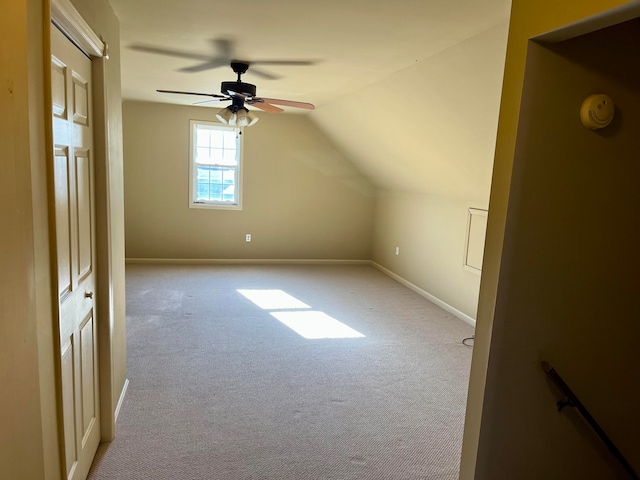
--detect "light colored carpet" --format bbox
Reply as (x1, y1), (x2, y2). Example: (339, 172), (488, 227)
(88, 264), (474, 480)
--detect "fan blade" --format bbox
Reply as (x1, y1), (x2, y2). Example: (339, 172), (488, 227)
(131, 39), (238, 73)
(255, 97), (315, 110)
(249, 101), (284, 113)
(213, 38), (234, 60)
(249, 60), (318, 66)
(193, 98), (230, 105)
(130, 44), (211, 62)
(226, 90), (246, 100)
(157, 89), (228, 99)
(178, 59), (229, 73)
(244, 66), (280, 80)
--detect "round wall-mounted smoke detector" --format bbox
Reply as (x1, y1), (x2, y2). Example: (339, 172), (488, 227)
(580, 94), (614, 130)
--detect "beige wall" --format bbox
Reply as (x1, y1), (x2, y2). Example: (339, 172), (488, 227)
(310, 22), (508, 201)
(461, 1), (640, 478)
(123, 23), (509, 324)
(311, 22), (509, 320)
(373, 193), (483, 319)
(123, 101), (375, 260)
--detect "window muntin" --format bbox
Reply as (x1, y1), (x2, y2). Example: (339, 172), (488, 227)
(189, 120), (242, 209)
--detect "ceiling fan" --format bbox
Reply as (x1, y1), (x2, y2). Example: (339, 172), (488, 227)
(157, 61), (315, 127)
(131, 37), (316, 79)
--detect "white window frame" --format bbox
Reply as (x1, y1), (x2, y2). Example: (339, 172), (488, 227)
(188, 120), (243, 210)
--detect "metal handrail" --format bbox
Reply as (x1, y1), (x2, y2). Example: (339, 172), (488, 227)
(541, 361), (639, 480)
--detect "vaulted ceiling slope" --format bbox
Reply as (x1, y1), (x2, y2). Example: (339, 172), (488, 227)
(110, 0), (511, 199)
(311, 22), (509, 201)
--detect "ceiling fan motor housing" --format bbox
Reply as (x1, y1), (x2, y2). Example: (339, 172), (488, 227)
(157, 59), (314, 112)
(221, 81), (256, 97)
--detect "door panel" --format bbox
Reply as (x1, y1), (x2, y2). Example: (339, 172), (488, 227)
(75, 150), (92, 280)
(72, 73), (89, 126)
(80, 314), (96, 437)
(54, 147), (73, 298)
(52, 24), (100, 480)
(60, 340), (77, 478)
(51, 59), (67, 118)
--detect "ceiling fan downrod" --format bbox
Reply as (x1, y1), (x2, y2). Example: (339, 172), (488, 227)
(221, 62), (257, 97)
(231, 61), (249, 81)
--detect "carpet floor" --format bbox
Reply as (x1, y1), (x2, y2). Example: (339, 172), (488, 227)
(88, 264), (474, 480)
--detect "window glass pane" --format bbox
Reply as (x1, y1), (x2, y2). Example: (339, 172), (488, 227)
(196, 127), (211, 148)
(209, 167), (222, 183)
(196, 166), (210, 181)
(222, 130), (237, 148)
(196, 147), (212, 164)
(222, 167), (236, 185)
(221, 149), (237, 166)
(210, 184), (223, 200)
(210, 130), (223, 148)
(222, 184), (235, 201)
(196, 183), (210, 200)
(208, 148), (223, 164)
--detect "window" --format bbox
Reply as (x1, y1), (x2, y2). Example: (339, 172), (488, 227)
(189, 120), (243, 209)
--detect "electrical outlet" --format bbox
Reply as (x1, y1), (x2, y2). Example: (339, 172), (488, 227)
(246, 234), (252, 242)
(395, 246), (400, 255)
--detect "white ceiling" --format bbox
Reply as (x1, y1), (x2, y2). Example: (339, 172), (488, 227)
(110, 0), (511, 110)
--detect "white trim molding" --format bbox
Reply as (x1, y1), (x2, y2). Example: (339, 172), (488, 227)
(125, 258), (371, 266)
(371, 262), (476, 327)
(463, 208), (488, 276)
(114, 379), (129, 423)
(51, 0), (104, 58)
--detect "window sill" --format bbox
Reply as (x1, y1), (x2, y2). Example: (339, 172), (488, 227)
(189, 203), (242, 211)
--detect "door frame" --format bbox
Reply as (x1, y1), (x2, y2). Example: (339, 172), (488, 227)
(49, 0), (117, 446)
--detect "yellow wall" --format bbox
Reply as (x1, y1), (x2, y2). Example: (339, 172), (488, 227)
(461, 1), (639, 478)
(0, 0), (126, 478)
(0, 1), (47, 478)
(123, 101), (375, 260)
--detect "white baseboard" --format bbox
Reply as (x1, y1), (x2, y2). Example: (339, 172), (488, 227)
(370, 262), (476, 327)
(125, 258), (370, 266)
(114, 378), (129, 423)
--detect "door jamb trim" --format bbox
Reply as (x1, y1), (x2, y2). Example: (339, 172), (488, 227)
(51, 0), (103, 58)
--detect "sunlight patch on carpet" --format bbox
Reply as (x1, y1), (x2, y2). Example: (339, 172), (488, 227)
(271, 311), (366, 339)
(238, 288), (365, 339)
(238, 289), (310, 310)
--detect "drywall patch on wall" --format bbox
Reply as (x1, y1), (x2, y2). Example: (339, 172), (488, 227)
(463, 208), (488, 274)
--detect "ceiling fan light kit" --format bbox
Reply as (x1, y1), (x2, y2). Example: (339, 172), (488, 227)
(215, 105), (259, 127)
(157, 61), (315, 128)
